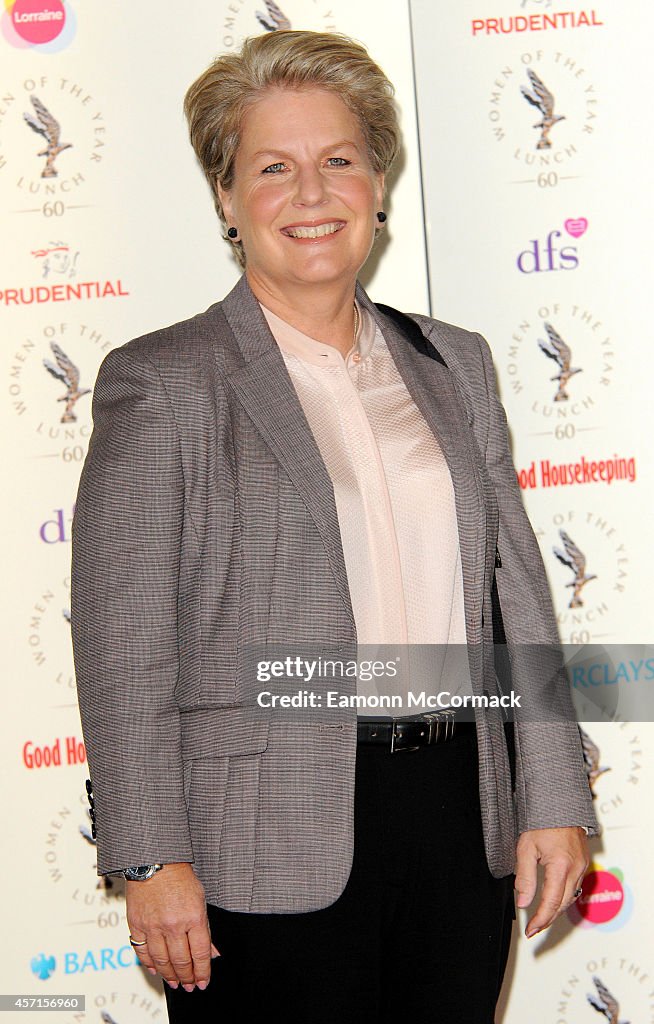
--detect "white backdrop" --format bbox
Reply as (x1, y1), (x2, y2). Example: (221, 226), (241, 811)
(1, 0), (651, 1021)
(411, 1), (654, 1021)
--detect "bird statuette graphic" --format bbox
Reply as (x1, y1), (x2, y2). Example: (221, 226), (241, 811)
(43, 341), (91, 424)
(538, 321), (582, 402)
(553, 529), (597, 609)
(587, 976), (631, 1024)
(256, 0), (291, 31)
(521, 0), (552, 7)
(579, 726), (611, 797)
(101, 1012), (119, 1024)
(520, 68), (565, 149)
(23, 95), (73, 179)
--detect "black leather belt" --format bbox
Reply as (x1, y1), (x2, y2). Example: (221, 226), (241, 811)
(357, 711), (475, 753)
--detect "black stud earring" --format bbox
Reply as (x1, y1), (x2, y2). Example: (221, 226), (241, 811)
(227, 227), (238, 239)
(376, 211), (387, 223)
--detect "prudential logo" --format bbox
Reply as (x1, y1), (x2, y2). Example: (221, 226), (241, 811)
(516, 217), (588, 274)
(1, 1), (76, 53)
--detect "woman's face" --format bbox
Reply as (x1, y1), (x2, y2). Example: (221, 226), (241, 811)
(218, 86), (385, 296)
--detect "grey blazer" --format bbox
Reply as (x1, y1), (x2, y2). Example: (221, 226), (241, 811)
(70, 273), (598, 912)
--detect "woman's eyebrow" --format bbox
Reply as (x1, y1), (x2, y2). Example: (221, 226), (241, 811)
(250, 140), (361, 159)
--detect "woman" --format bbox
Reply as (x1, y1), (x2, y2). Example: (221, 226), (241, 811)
(71, 30), (598, 1024)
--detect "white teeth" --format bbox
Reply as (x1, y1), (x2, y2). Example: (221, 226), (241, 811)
(284, 222), (343, 239)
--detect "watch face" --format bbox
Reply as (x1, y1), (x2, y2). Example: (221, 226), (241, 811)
(125, 865), (159, 880)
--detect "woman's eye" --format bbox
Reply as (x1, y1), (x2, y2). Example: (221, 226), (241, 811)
(262, 162), (286, 174)
(327, 157), (350, 167)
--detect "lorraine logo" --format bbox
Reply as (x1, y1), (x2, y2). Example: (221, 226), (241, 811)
(219, 0), (338, 52)
(504, 298), (616, 441)
(535, 510), (628, 642)
(516, 218), (587, 274)
(2, 1), (76, 52)
(487, 50), (598, 182)
(568, 864), (632, 932)
(31, 952), (56, 980)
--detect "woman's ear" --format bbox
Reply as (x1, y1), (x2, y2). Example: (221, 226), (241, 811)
(216, 181), (234, 225)
(375, 172), (386, 213)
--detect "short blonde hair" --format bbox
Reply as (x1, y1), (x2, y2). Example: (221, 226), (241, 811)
(183, 30), (401, 267)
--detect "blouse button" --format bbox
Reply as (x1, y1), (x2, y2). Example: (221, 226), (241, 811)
(351, 353), (361, 363)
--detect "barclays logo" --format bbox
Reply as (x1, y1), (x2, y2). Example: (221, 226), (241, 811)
(31, 953), (56, 980)
(30, 946), (139, 977)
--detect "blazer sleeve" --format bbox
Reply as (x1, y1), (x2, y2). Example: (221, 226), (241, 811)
(71, 343), (195, 874)
(474, 331), (600, 837)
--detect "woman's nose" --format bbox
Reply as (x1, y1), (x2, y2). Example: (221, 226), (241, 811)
(292, 163), (328, 207)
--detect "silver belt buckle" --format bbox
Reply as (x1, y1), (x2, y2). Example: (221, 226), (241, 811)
(442, 710), (456, 739)
(423, 712), (442, 743)
(423, 710), (457, 743)
(390, 719), (420, 754)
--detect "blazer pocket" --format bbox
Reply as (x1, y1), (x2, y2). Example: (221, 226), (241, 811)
(186, 749), (264, 905)
(180, 706), (270, 760)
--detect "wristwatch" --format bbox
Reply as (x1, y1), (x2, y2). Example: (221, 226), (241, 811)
(122, 864), (163, 881)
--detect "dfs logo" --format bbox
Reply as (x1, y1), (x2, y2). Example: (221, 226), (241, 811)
(517, 217), (588, 274)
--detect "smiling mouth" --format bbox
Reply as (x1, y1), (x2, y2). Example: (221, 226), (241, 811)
(281, 221), (346, 239)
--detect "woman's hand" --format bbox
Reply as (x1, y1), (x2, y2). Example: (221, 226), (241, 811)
(514, 826), (589, 938)
(126, 863), (220, 990)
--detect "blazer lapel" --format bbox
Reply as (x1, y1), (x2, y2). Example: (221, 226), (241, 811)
(215, 274), (487, 642)
(356, 284), (487, 642)
(218, 276), (355, 626)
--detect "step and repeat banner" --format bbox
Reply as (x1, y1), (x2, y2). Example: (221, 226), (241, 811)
(1, 0), (651, 1021)
(410, 1), (654, 1022)
(0, 2), (428, 1022)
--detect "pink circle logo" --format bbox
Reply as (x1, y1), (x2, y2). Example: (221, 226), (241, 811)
(2, 0), (75, 50)
(11, 0), (65, 43)
(577, 869), (624, 925)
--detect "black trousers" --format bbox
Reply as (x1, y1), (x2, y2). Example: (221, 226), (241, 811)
(164, 726), (515, 1023)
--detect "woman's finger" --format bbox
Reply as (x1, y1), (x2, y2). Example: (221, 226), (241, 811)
(129, 937), (158, 977)
(187, 921), (213, 989)
(147, 931), (180, 989)
(165, 933), (197, 991)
